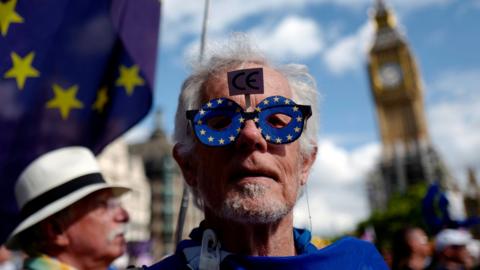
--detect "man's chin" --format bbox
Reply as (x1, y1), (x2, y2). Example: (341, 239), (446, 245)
(110, 235), (127, 252)
(218, 198), (291, 224)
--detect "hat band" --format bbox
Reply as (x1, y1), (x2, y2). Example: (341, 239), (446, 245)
(20, 173), (105, 220)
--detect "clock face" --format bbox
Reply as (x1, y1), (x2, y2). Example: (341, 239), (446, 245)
(379, 63), (402, 89)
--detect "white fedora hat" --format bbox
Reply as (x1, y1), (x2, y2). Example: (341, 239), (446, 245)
(6, 146), (130, 249)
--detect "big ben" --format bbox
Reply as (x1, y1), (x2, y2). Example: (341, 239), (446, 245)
(366, 0), (450, 210)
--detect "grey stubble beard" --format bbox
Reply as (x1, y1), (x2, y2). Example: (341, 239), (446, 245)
(216, 183), (293, 224)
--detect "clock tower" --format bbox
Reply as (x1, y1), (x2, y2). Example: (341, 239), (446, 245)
(366, 0), (450, 210)
(368, 0), (428, 153)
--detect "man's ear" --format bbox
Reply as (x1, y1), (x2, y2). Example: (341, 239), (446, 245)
(173, 144), (197, 187)
(299, 145), (317, 186)
(42, 219), (69, 248)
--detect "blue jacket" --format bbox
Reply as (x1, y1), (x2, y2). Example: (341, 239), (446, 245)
(146, 225), (388, 270)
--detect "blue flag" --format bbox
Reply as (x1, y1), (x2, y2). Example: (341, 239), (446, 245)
(0, 0), (160, 243)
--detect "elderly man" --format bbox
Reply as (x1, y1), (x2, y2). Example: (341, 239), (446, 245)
(6, 146), (130, 270)
(147, 37), (388, 270)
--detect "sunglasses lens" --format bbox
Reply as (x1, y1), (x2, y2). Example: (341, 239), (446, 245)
(264, 113), (292, 129)
(191, 99), (242, 146)
(256, 96), (307, 144)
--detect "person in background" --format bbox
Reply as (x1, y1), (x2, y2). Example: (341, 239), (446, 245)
(0, 245), (17, 270)
(146, 34), (388, 270)
(5, 147), (130, 270)
(428, 228), (474, 270)
(391, 226), (432, 270)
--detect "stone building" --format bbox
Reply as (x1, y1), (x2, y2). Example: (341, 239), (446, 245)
(130, 112), (203, 260)
(97, 138), (152, 266)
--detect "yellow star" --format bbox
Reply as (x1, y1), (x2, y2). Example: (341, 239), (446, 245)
(276, 138), (282, 143)
(296, 116), (303, 122)
(115, 64), (145, 95)
(265, 134), (271, 141)
(294, 127), (301, 133)
(0, 0), (24, 36)
(284, 99), (290, 105)
(263, 100), (269, 105)
(287, 134), (293, 141)
(273, 97), (280, 102)
(219, 138), (225, 144)
(239, 117), (245, 123)
(229, 135), (235, 141)
(293, 106), (299, 112)
(255, 107), (261, 112)
(208, 136), (214, 142)
(92, 87), (108, 113)
(46, 84), (84, 120)
(200, 129), (206, 135)
(4, 52), (39, 90)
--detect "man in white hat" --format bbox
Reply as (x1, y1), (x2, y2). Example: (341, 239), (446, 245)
(5, 146), (130, 270)
(429, 228), (474, 270)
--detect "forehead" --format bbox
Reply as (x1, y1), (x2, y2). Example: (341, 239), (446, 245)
(202, 64), (292, 105)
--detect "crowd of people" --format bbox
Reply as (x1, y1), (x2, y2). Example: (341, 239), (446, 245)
(390, 226), (480, 270)
(1, 35), (478, 270)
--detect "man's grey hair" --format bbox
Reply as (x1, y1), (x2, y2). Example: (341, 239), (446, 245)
(173, 34), (319, 207)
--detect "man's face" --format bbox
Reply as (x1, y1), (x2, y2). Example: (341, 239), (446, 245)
(179, 64), (315, 224)
(62, 189), (129, 262)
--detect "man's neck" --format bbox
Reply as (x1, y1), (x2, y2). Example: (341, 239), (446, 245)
(407, 254), (427, 270)
(54, 252), (109, 270)
(203, 212), (296, 256)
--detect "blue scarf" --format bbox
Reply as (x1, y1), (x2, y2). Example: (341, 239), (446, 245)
(146, 224), (389, 270)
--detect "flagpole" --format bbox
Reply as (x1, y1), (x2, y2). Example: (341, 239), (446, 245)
(199, 0), (210, 61)
(175, 0), (210, 246)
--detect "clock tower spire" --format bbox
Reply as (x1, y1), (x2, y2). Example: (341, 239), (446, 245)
(366, 0), (450, 210)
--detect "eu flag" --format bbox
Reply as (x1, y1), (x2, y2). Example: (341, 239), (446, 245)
(0, 0), (160, 243)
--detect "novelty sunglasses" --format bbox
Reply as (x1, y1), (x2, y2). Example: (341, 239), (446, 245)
(186, 95), (312, 147)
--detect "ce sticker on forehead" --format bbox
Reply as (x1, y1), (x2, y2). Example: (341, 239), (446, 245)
(227, 67), (264, 96)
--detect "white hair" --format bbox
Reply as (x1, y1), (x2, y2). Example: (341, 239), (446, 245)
(173, 34), (319, 208)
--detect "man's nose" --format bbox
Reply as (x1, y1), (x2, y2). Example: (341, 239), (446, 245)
(115, 205), (130, 223)
(235, 120), (267, 152)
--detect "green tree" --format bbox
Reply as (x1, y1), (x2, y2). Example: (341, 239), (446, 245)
(356, 183), (429, 251)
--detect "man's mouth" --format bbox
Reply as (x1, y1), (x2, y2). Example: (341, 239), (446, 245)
(107, 225), (127, 242)
(230, 168), (277, 183)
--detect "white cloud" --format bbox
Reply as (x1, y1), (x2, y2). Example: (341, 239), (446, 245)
(389, 0), (453, 10)
(161, 0), (451, 49)
(251, 16), (324, 61)
(161, 0), (307, 47)
(181, 16), (324, 64)
(427, 69), (480, 186)
(323, 21), (374, 75)
(294, 139), (380, 236)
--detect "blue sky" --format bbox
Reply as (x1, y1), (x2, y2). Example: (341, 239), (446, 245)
(125, 0), (480, 236)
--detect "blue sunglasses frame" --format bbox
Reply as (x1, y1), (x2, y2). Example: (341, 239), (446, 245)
(186, 96), (312, 147)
